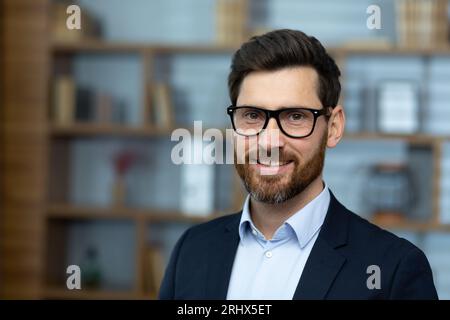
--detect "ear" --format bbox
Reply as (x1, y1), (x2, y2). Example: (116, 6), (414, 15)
(327, 105), (345, 148)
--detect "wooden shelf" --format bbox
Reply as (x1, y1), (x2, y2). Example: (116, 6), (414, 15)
(344, 132), (449, 144)
(50, 123), (173, 138)
(51, 40), (450, 56)
(47, 203), (227, 224)
(45, 204), (450, 232)
(51, 40), (239, 54)
(43, 286), (155, 300)
(333, 45), (450, 56)
(49, 123), (231, 138)
(372, 220), (450, 233)
(49, 124), (450, 143)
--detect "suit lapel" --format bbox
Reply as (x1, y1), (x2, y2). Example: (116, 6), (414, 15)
(293, 237), (346, 299)
(204, 213), (241, 299)
(293, 192), (349, 299)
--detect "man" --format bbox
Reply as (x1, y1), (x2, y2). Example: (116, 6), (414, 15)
(159, 29), (438, 299)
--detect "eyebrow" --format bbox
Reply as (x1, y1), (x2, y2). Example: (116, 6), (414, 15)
(236, 105), (323, 110)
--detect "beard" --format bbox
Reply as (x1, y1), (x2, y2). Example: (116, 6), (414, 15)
(234, 132), (327, 205)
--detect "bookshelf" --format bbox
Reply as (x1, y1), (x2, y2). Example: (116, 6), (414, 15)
(3, 0), (450, 299)
(44, 41), (450, 299)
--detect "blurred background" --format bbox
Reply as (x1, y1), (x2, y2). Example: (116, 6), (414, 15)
(1, 0), (450, 299)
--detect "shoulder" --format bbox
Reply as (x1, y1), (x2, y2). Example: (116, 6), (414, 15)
(342, 206), (424, 261)
(181, 212), (241, 242)
(327, 202), (437, 299)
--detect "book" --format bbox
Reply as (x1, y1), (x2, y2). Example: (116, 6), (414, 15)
(75, 87), (95, 122)
(144, 245), (164, 295)
(396, 0), (449, 47)
(152, 82), (174, 128)
(377, 81), (419, 134)
(53, 75), (75, 125)
(94, 91), (113, 124)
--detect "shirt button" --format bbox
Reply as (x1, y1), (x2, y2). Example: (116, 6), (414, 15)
(265, 251), (273, 258)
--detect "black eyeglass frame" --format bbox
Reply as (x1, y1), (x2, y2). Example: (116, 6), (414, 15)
(227, 105), (331, 138)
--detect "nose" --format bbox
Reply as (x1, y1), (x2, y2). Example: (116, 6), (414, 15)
(258, 118), (285, 150)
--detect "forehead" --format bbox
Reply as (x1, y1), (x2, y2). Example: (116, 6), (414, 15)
(237, 66), (321, 108)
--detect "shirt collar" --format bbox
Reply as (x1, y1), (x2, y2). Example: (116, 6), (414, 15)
(238, 182), (331, 249)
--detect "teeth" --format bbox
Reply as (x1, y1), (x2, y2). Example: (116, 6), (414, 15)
(258, 160), (290, 166)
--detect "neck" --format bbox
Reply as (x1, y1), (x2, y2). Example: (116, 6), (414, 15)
(249, 176), (325, 240)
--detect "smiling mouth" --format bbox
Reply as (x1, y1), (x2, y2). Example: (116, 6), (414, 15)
(256, 159), (294, 167)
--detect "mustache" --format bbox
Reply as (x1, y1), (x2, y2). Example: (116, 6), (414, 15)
(240, 148), (299, 164)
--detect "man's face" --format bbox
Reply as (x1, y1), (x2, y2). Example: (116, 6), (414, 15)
(234, 66), (329, 204)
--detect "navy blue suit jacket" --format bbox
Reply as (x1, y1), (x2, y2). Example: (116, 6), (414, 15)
(159, 192), (438, 299)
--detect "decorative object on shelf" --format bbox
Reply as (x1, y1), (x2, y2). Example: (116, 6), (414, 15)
(396, 0), (449, 48)
(112, 149), (139, 207)
(80, 246), (102, 289)
(364, 162), (416, 223)
(53, 75), (76, 126)
(180, 136), (215, 216)
(377, 80), (420, 134)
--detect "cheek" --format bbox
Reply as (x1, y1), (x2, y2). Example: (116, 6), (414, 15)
(233, 135), (259, 163)
(286, 140), (308, 159)
(289, 122), (328, 158)
(286, 138), (321, 163)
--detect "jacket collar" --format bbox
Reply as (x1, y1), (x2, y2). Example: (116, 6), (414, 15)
(238, 186), (331, 249)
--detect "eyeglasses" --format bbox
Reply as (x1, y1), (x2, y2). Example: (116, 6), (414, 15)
(227, 105), (330, 138)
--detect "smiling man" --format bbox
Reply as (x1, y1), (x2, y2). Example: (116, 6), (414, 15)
(159, 29), (438, 300)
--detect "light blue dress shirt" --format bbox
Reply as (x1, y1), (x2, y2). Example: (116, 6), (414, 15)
(226, 183), (331, 300)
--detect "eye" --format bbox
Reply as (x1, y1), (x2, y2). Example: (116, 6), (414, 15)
(288, 112), (306, 121)
(244, 111), (262, 120)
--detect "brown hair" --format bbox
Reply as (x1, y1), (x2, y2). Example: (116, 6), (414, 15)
(228, 29), (341, 108)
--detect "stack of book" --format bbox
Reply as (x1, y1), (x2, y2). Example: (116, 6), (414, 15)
(52, 75), (125, 125)
(396, 0), (449, 48)
(216, 0), (249, 46)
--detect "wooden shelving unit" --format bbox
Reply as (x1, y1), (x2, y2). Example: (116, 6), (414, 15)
(39, 2), (450, 301)
(3, 0), (449, 301)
